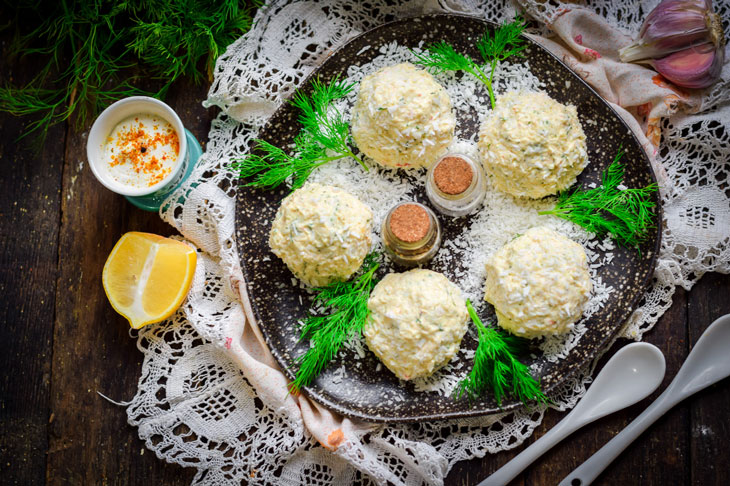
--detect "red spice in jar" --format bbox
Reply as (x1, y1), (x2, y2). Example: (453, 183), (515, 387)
(433, 156), (473, 195)
(389, 203), (430, 243)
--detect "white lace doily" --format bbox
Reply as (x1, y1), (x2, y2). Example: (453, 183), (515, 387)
(126, 1), (730, 485)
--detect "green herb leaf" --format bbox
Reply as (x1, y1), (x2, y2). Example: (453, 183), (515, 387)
(477, 16), (527, 108)
(411, 41), (483, 76)
(538, 147), (659, 248)
(455, 300), (547, 407)
(289, 253), (380, 394)
(411, 42), (491, 97)
(231, 134), (327, 190)
(232, 75), (366, 190)
(128, 0), (260, 87)
(412, 17), (526, 108)
(476, 16), (528, 65)
(0, 1), (259, 145)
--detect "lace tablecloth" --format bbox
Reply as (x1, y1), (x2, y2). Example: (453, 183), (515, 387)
(126, 1), (730, 484)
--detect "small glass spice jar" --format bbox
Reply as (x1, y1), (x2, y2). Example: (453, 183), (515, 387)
(382, 202), (441, 267)
(425, 152), (486, 217)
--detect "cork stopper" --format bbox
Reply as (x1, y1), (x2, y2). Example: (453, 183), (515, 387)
(433, 156), (473, 195)
(389, 203), (430, 243)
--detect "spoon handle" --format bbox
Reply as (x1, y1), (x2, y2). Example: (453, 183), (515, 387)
(558, 387), (679, 486)
(479, 417), (576, 486)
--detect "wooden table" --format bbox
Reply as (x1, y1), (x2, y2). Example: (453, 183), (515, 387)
(1, 33), (729, 486)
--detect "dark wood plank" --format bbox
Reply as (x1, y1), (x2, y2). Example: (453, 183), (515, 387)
(688, 272), (730, 485)
(0, 28), (65, 485)
(0, 10), (724, 483)
(444, 430), (525, 486)
(576, 287), (690, 486)
(465, 288), (690, 486)
(46, 80), (212, 485)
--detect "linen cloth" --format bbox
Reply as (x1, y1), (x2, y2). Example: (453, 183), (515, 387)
(125, 1), (730, 484)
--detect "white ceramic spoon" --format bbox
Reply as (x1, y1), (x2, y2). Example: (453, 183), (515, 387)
(479, 342), (666, 486)
(560, 313), (730, 486)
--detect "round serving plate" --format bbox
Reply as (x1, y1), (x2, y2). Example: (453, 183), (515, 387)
(235, 14), (662, 423)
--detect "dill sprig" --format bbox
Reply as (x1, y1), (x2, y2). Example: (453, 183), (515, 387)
(232, 136), (327, 190)
(289, 253), (380, 394)
(412, 17), (527, 108)
(455, 300), (547, 407)
(232, 76), (366, 190)
(539, 147), (658, 248)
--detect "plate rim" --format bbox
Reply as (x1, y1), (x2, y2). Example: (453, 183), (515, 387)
(235, 12), (663, 423)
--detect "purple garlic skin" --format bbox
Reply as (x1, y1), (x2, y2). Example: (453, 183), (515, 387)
(651, 42), (725, 89)
(621, 0), (713, 62)
(619, 0), (726, 88)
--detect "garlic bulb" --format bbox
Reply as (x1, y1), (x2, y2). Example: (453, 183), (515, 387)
(619, 0), (726, 88)
(651, 42), (724, 88)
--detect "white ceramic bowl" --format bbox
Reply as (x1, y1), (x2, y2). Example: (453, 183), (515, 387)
(87, 96), (188, 197)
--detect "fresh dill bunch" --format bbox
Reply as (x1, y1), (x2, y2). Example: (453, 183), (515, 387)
(233, 76), (366, 190)
(411, 41), (488, 82)
(477, 16), (528, 108)
(539, 147), (658, 248)
(454, 300), (547, 407)
(231, 137), (317, 190)
(127, 0), (261, 88)
(290, 77), (362, 161)
(289, 253), (380, 394)
(1, 1), (148, 142)
(412, 17), (527, 109)
(1, 0), (260, 145)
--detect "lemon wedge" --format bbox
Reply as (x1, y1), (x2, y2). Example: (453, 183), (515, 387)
(102, 232), (196, 329)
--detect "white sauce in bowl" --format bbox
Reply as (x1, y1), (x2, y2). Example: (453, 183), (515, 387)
(101, 114), (180, 189)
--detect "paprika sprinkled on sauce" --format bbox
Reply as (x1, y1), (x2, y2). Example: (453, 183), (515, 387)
(102, 114), (180, 188)
(383, 202), (441, 267)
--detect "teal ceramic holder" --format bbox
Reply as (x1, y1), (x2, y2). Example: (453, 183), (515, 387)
(124, 129), (203, 212)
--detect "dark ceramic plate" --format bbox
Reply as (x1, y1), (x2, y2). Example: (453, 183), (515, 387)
(235, 14), (661, 423)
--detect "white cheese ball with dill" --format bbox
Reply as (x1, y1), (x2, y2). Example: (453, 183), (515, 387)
(351, 62), (455, 169)
(484, 227), (592, 339)
(269, 183), (372, 287)
(478, 91), (587, 198)
(364, 269), (468, 380)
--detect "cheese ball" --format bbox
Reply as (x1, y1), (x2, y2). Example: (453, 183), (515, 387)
(269, 183), (372, 287)
(364, 269), (468, 380)
(478, 91), (587, 198)
(351, 62), (455, 169)
(484, 227), (592, 338)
